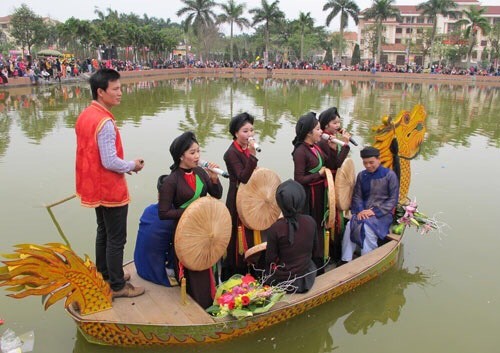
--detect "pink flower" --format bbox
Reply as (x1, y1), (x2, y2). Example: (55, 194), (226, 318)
(217, 293), (234, 306)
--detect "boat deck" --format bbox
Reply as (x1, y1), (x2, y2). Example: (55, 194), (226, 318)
(69, 235), (400, 326)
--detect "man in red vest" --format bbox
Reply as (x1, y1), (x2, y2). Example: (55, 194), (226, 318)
(75, 68), (145, 298)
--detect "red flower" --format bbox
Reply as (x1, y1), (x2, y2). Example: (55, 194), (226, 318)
(228, 301), (235, 310)
(241, 274), (256, 285)
(241, 295), (250, 306)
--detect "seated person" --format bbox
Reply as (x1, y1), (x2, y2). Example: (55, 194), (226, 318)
(341, 147), (399, 262)
(134, 175), (175, 286)
(264, 179), (318, 293)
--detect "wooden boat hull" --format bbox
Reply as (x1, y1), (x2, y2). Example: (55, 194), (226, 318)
(68, 235), (402, 346)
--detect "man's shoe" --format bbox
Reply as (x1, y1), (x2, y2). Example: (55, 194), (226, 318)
(112, 283), (145, 299)
(336, 260), (348, 267)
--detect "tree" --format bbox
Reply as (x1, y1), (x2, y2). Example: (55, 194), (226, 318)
(489, 22), (500, 69)
(351, 43), (360, 65)
(217, 0), (250, 64)
(249, 0), (285, 65)
(297, 12), (314, 61)
(361, 24), (379, 62)
(455, 6), (491, 67)
(323, 0), (360, 61)
(10, 4), (47, 56)
(331, 32), (348, 61)
(363, 0), (401, 65)
(177, 0), (218, 61)
(416, 0), (458, 65)
(93, 8), (125, 55)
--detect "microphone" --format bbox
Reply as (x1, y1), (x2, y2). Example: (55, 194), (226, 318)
(248, 137), (262, 152)
(321, 133), (347, 146)
(198, 160), (229, 178)
(338, 129), (359, 146)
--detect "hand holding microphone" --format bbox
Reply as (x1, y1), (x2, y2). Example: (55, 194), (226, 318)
(338, 128), (358, 146)
(198, 160), (229, 178)
(248, 137), (261, 153)
(321, 133), (348, 146)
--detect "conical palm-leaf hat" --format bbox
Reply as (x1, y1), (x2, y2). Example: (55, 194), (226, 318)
(335, 158), (356, 211)
(236, 168), (281, 230)
(175, 197), (231, 271)
(244, 242), (267, 265)
(325, 168), (336, 229)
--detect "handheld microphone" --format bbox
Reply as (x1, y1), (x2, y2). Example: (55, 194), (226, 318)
(248, 137), (262, 152)
(339, 129), (359, 146)
(198, 160), (229, 178)
(321, 133), (347, 146)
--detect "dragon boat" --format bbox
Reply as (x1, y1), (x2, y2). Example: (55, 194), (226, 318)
(0, 104), (427, 347)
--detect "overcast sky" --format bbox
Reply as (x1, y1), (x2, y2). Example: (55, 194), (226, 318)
(1, 0), (497, 33)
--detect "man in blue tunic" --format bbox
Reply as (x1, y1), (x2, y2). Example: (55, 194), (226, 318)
(341, 146), (399, 262)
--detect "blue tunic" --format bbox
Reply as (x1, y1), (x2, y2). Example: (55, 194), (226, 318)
(349, 166), (399, 248)
(134, 203), (174, 286)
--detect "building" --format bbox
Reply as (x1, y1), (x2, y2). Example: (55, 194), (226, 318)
(358, 0), (500, 67)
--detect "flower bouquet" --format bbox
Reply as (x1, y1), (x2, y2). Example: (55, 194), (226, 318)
(392, 198), (439, 235)
(206, 274), (285, 319)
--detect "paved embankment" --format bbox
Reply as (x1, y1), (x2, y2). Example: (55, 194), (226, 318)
(2, 68), (499, 88)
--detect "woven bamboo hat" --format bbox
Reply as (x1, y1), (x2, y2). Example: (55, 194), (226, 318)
(175, 197), (231, 271)
(335, 158), (356, 211)
(325, 168), (336, 229)
(236, 168), (282, 230)
(244, 242), (267, 265)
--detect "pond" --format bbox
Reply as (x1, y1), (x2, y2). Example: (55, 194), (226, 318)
(0, 77), (499, 353)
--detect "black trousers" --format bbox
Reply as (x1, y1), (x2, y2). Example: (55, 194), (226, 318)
(95, 205), (128, 291)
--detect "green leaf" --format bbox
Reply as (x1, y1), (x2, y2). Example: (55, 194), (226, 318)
(231, 308), (253, 319)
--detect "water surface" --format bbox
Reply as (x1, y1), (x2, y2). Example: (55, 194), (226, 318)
(0, 77), (499, 352)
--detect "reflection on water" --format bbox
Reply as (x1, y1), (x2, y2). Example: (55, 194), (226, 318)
(71, 246), (430, 353)
(1, 78), (499, 159)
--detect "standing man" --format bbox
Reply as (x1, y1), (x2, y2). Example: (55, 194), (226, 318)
(341, 146), (399, 263)
(75, 68), (145, 298)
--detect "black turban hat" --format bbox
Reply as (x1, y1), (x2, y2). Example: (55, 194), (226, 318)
(318, 107), (340, 130)
(292, 112), (318, 148)
(360, 146), (380, 159)
(275, 179), (306, 245)
(169, 131), (198, 170)
(229, 112), (254, 139)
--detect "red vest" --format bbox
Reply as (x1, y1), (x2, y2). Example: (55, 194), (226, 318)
(75, 101), (129, 207)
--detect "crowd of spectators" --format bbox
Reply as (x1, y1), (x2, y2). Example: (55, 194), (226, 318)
(1, 55), (499, 85)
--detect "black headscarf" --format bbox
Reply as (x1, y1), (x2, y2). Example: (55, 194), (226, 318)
(275, 179), (306, 245)
(292, 112), (318, 152)
(318, 107), (340, 130)
(360, 146), (380, 158)
(169, 131), (198, 170)
(229, 112), (254, 139)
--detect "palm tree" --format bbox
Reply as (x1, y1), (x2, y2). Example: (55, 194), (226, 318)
(176, 0), (218, 61)
(218, 0), (250, 64)
(323, 0), (360, 62)
(455, 6), (491, 68)
(416, 0), (458, 65)
(297, 12), (314, 61)
(249, 0), (285, 65)
(363, 0), (401, 65)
